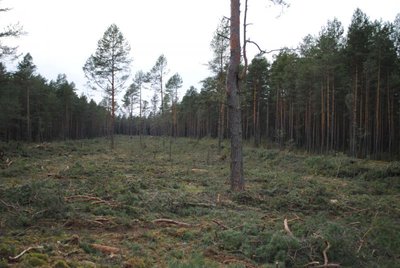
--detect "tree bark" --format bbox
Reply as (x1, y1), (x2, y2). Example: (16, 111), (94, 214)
(227, 0), (244, 191)
(26, 86), (31, 142)
(111, 70), (115, 150)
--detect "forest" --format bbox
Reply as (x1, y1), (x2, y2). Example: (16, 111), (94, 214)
(1, 3), (400, 267)
(1, 9), (400, 159)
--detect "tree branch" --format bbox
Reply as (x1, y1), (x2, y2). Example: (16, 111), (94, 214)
(9, 246), (44, 261)
(323, 241), (330, 266)
(217, 33), (229, 40)
(239, 0), (249, 80)
(152, 218), (192, 227)
(284, 218), (294, 237)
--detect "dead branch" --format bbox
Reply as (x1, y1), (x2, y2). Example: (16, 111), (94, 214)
(246, 40), (266, 55)
(152, 218), (192, 227)
(246, 40), (298, 56)
(357, 226), (373, 253)
(217, 33), (229, 40)
(6, 158), (13, 167)
(212, 219), (229, 230)
(223, 258), (257, 268)
(182, 202), (216, 208)
(8, 246), (44, 261)
(239, 0), (249, 80)
(284, 218), (294, 237)
(65, 194), (120, 207)
(357, 211), (378, 253)
(191, 168), (208, 173)
(323, 241), (330, 265)
(311, 263), (340, 268)
(304, 259), (341, 267)
(65, 234), (80, 245)
(287, 214), (301, 222)
(91, 243), (120, 254)
(304, 261), (320, 267)
(307, 240), (340, 267)
(0, 199), (19, 212)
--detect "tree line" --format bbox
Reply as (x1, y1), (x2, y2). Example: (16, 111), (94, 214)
(1, 7), (399, 160)
(115, 9), (400, 160)
(0, 55), (109, 141)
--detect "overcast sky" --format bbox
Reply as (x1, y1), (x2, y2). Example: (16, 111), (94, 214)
(1, 0), (399, 104)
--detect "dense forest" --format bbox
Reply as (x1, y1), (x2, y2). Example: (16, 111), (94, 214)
(0, 56), (109, 141)
(1, 9), (400, 159)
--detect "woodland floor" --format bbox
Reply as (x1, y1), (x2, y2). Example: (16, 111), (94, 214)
(0, 136), (399, 267)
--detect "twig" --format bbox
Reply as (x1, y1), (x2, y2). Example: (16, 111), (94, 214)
(288, 214), (301, 222)
(9, 246), (44, 261)
(0, 199), (19, 211)
(65, 194), (119, 207)
(212, 219), (228, 230)
(183, 202), (216, 208)
(323, 241), (330, 266)
(217, 33), (229, 40)
(6, 159), (13, 167)
(357, 212), (378, 253)
(240, 0), (249, 80)
(304, 261), (320, 267)
(91, 243), (120, 254)
(311, 264), (340, 268)
(357, 226), (373, 253)
(223, 258), (257, 268)
(152, 218), (192, 227)
(284, 218), (294, 237)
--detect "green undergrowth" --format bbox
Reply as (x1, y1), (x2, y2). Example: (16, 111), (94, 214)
(0, 136), (399, 267)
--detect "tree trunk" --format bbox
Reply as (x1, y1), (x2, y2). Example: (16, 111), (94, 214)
(27, 86), (31, 142)
(218, 100), (225, 150)
(253, 84), (258, 147)
(227, 0), (244, 191)
(111, 71), (115, 150)
(139, 86), (142, 145)
(374, 60), (381, 158)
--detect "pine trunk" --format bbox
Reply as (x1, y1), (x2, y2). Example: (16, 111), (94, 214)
(227, 0), (244, 191)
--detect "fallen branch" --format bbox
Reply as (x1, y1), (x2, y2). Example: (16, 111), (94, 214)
(9, 246), (44, 261)
(191, 168), (208, 173)
(0, 199), (19, 212)
(357, 227), (372, 253)
(357, 211), (378, 253)
(287, 214), (301, 222)
(5, 158), (13, 167)
(304, 261), (320, 267)
(311, 264), (340, 268)
(65, 194), (120, 207)
(223, 258), (257, 268)
(323, 241), (330, 266)
(64, 234), (80, 245)
(182, 202), (216, 208)
(91, 243), (120, 254)
(284, 218), (294, 237)
(212, 219), (228, 230)
(304, 260), (341, 267)
(152, 218), (192, 227)
(304, 241), (340, 267)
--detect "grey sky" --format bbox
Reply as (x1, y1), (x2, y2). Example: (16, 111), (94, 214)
(1, 0), (399, 104)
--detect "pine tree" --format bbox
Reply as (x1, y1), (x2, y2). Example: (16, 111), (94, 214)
(83, 24), (131, 149)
